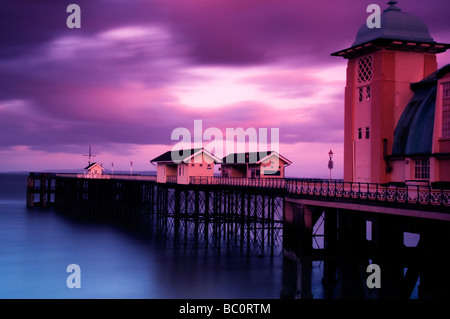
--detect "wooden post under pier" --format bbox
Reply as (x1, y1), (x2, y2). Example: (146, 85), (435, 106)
(26, 173), (56, 208)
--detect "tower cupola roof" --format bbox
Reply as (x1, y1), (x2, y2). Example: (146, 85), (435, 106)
(331, 1), (449, 59)
(352, 1), (435, 46)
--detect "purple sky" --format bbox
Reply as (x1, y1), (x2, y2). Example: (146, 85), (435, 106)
(1, 0), (449, 177)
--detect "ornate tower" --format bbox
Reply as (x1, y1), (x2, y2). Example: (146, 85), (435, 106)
(332, 1), (449, 184)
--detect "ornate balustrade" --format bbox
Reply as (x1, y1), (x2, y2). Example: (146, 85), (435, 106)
(190, 176), (450, 208)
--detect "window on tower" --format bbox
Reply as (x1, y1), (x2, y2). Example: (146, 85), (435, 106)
(366, 86), (371, 100)
(357, 56), (373, 84)
(365, 127), (370, 139)
(414, 159), (430, 180)
(358, 128), (362, 139)
(358, 86), (371, 102)
(442, 82), (450, 137)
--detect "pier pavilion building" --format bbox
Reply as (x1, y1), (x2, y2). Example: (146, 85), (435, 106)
(220, 151), (292, 179)
(332, 0), (450, 185)
(84, 162), (105, 177)
(150, 148), (221, 184)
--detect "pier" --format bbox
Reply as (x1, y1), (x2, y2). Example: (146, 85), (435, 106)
(26, 173), (284, 257)
(26, 172), (450, 298)
(18, 0), (450, 300)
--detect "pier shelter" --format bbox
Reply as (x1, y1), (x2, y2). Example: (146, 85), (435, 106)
(84, 162), (104, 177)
(150, 148), (221, 184)
(220, 151), (292, 179)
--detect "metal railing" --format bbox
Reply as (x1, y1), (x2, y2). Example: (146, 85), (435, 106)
(190, 176), (287, 188)
(166, 175), (178, 184)
(189, 176), (450, 208)
(284, 179), (450, 207)
(54, 173), (157, 181)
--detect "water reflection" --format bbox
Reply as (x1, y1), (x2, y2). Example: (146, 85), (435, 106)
(0, 201), (283, 298)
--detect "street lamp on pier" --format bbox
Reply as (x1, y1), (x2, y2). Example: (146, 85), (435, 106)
(328, 149), (334, 180)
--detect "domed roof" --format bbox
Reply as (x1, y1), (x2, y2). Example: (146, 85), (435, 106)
(392, 86), (436, 156)
(352, 1), (435, 47)
(392, 65), (450, 157)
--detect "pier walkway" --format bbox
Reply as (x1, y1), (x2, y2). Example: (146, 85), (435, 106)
(27, 173), (450, 215)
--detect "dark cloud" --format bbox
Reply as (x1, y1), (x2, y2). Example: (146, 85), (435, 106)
(159, 0), (363, 66)
(2, 0), (449, 64)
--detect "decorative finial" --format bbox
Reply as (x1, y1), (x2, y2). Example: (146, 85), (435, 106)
(385, 0), (401, 12)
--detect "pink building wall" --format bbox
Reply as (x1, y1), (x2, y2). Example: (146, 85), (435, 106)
(87, 163), (104, 176)
(179, 153), (215, 184)
(156, 163), (177, 183)
(431, 72), (450, 183)
(221, 154), (287, 179)
(343, 49), (438, 184)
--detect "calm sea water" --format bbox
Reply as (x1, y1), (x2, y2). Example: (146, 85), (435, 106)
(0, 174), (284, 299)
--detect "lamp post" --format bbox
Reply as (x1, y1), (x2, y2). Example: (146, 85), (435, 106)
(328, 149), (334, 180)
(111, 162), (114, 175)
(130, 161), (133, 176)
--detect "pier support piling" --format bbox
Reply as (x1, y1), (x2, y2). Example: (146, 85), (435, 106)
(322, 208), (338, 286)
